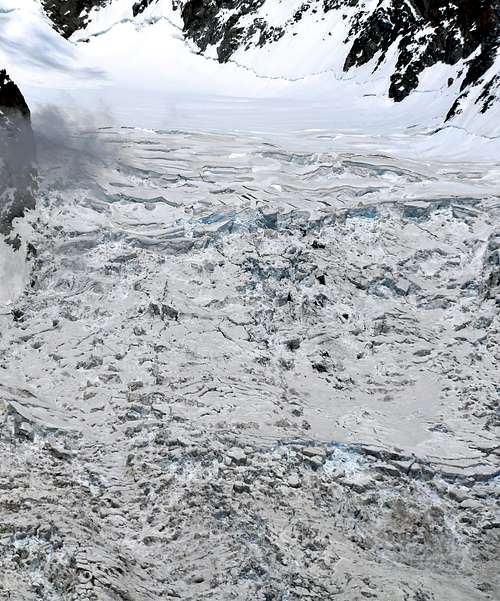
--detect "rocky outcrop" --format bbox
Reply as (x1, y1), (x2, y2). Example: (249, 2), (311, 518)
(0, 70), (36, 239)
(178, 0), (500, 116)
(42, 0), (110, 38)
(343, 0), (500, 110)
(132, 0), (157, 17)
(0, 70), (31, 119)
(181, 0), (270, 62)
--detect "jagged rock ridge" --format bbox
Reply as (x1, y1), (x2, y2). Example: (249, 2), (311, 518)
(42, 0), (109, 37)
(343, 0), (499, 105)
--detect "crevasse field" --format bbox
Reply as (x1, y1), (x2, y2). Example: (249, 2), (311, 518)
(0, 2), (499, 600)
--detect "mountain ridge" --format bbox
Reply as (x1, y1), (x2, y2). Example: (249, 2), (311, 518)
(39, 0), (500, 122)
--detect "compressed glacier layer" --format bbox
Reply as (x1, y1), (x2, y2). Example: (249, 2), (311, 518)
(1, 126), (498, 600)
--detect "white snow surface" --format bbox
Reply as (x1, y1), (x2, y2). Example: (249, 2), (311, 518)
(0, 0), (498, 159)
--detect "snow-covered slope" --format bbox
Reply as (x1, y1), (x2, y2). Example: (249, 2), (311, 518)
(0, 0), (104, 88)
(34, 0), (500, 134)
(0, 1), (499, 143)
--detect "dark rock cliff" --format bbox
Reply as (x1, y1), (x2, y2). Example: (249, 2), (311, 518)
(343, 0), (500, 109)
(181, 0), (268, 62)
(42, 0), (110, 38)
(0, 70), (37, 238)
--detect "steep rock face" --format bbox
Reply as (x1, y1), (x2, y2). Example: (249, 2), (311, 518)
(0, 70), (37, 238)
(132, 0), (158, 17)
(42, 0), (164, 35)
(42, 0), (110, 38)
(343, 0), (500, 115)
(181, 0), (268, 62)
(0, 71), (31, 119)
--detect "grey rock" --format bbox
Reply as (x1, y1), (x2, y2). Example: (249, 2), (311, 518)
(42, 0), (108, 38)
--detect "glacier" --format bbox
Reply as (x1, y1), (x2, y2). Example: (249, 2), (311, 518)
(0, 2), (499, 600)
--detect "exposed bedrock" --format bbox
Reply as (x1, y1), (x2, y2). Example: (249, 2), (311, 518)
(345, 0), (499, 100)
(0, 69), (37, 240)
(42, 0), (110, 37)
